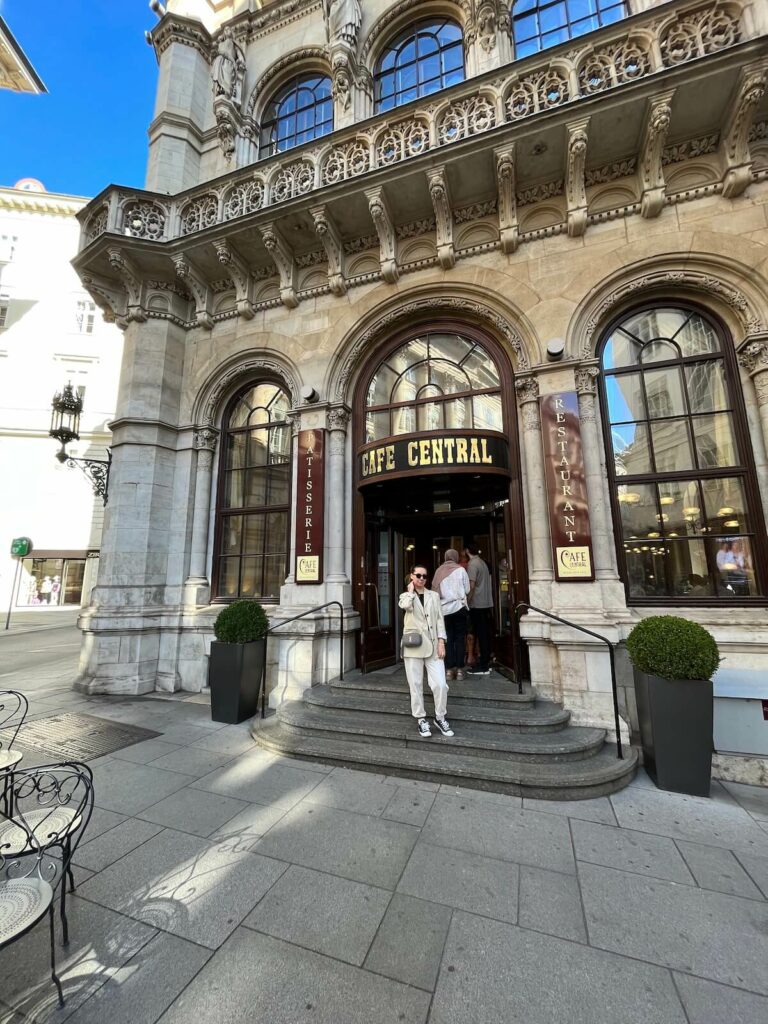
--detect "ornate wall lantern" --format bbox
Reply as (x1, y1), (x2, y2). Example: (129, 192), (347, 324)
(49, 382), (112, 504)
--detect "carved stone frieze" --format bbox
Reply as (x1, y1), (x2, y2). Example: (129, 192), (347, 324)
(396, 218), (436, 240)
(258, 222), (298, 309)
(427, 166), (455, 270)
(344, 234), (378, 255)
(212, 239), (254, 320)
(296, 250), (327, 269)
(639, 91), (675, 217)
(455, 200), (497, 224)
(721, 60), (768, 199)
(365, 187), (399, 284)
(662, 134), (719, 165)
(516, 180), (563, 206)
(193, 427), (218, 452)
(575, 365), (600, 396)
(311, 205), (347, 296)
(495, 145), (518, 254)
(566, 118), (590, 238)
(585, 158), (636, 186)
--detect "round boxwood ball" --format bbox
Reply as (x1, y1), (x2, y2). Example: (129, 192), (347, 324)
(626, 615), (720, 681)
(214, 600), (269, 644)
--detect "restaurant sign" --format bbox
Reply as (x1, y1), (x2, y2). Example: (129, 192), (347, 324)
(359, 432), (509, 483)
(295, 429), (325, 584)
(540, 392), (594, 581)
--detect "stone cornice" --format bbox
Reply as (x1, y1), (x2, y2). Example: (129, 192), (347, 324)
(0, 188), (87, 218)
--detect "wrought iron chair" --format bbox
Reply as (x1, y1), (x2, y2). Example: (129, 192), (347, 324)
(0, 763), (94, 1007)
(0, 690), (28, 814)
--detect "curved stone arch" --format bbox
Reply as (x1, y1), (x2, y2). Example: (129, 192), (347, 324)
(245, 46), (332, 123)
(326, 284), (537, 406)
(192, 351), (302, 430)
(361, 0), (470, 73)
(569, 253), (768, 362)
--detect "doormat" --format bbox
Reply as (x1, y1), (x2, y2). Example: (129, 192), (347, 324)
(9, 713), (161, 761)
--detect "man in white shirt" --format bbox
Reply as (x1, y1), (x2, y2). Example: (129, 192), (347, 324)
(434, 548), (470, 681)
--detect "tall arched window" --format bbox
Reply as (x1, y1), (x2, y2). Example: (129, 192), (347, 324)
(365, 332), (503, 442)
(600, 305), (767, 603)
(214, 382), (292, 601)
(512, 0), (628, 58)
(374, 19), (464, 113)
(260, 73), (333, 158)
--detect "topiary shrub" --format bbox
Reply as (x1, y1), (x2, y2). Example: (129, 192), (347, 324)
(213, 600), (269, 644)
(626, 615), (720, 681)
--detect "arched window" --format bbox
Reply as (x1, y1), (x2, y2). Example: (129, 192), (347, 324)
(214, 382), (292, 601)
(600, 305), (767, 602)
(512, 0), (628, 58)
(374, 19), (464, 113)
(260, 74), (333, 158)
(365, 332), (503, 442)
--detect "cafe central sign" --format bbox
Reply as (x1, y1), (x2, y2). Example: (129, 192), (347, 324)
(359, 432), (510, 483)
(540, 392), (595, 582)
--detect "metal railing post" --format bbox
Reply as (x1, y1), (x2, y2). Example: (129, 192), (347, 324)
(263, 601), (347, 716)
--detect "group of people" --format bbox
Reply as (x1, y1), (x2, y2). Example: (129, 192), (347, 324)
(398, 545), (493, 739)
(24, 574), (61, 606)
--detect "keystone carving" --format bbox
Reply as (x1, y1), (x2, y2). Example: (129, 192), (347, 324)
(566, 118), (590, 238)
(365, 186), (399, 284)
(722, 60), (768, 199)
(172, 254), (214, 329)
(106, 247), (147, 323)
(426, 166), (455, 270)
(495, 146), (518, 254)
(258, 222), (298, 309)
(310, 205), (347, 296)
(639, 91), (674, 218)
(212, 239), (255, 319)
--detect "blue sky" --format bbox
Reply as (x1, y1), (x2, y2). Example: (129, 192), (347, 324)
(0, 1), (158, 197)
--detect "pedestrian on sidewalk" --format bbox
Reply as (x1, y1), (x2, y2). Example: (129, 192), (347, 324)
(433, 548), (470, 682)
(399, 565), (454, 739)
(464, 543), (493, 675)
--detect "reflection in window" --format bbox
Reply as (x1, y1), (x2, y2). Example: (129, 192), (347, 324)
(375, 19), (464, 113)
(365, 333), (503, 442)
(512, 0), (628, 59)
(260, 74), (333, 158)
(602, 306), (764, 601)
(216, 382), (291, 601)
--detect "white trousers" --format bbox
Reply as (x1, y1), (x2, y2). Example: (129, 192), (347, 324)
(403, 655), (448, 719)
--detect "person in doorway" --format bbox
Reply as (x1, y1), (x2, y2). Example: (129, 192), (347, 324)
(50, 576), (61, 605)
(464, 544), (493, 675)
(433, 548), (470, 681)
(40, 576), (53, 604)
(399, 566), (454, 738)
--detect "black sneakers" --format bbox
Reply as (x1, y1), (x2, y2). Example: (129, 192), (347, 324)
(417, 718), (432, 738)
(433, 717), (455, 737)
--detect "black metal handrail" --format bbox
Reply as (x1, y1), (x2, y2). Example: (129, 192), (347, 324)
(257, 601), (345, 718)
(515, 602), (624, 760)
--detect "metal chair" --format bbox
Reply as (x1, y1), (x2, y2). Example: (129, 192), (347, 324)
(0, 763), (95, 1007)
(0, 690), (28, 814)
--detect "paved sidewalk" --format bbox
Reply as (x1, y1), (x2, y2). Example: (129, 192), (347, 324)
(1, 671), (768, 1022)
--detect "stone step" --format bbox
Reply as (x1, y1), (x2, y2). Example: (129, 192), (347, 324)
(306, 685), (571, 732)
(253, 718), (638, 801)
(277, 701), (605, 763)
(333, 671), (535, 707)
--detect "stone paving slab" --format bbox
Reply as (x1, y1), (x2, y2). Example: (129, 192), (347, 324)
(155, 927), (431, 1024)
(578, 861), (768, 994)
(77, 827), (289, 949)
(380, 786), (436, 826)
(244, 864), (391, 965)
(73, 818), (164, 873)
(207, 800), (291, 852)
(522, 795), (618, 825)
(672, 973), (768, 1024)
(88, 760), (190, 816)
(363, 893), (452, 991)
(420, 793), (576, 873)
(676, 839), (766, 899)
(518, 865), (587, 943)
(303, 768), (397, 816)
(144, 746), (236, 778)
(723, 781), (768, 821)
(255, 802), (420, 889)
(430, 910), (688, 1024)
(571, 818), (695, 883)
(736, 850), (768, 898)
(108, 739), (182, 765)
(397, 841), (519, 923)
(136, 787), (249, 838)
(190, 755), (322, 808)
(190, 726), (257, 757)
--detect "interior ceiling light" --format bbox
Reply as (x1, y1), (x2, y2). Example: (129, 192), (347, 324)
(659, 495), (675, 506)
(723, 519), (740, 528)
(683, 506), (700, 517)
(647, 531), (660, 538)
(655, 514), (669, 523)
(717, 507), (735, 517)
(619, 492), (641, 505)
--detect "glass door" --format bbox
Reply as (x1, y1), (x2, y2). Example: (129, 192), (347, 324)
(490, 502), (524, 678)
(360, 514), (397, 671)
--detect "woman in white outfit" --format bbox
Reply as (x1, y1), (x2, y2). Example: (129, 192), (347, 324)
(399, 566), (454, 738)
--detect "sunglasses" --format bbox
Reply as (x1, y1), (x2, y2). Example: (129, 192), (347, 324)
(412, 573), (428, 580)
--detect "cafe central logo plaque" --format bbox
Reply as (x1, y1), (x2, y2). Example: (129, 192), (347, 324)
(540, 392), (595, 582)
(296, 429), (324, 584)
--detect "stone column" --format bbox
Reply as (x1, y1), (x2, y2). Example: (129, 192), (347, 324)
(738, 336), (768, 458)
(326, 407), (350, 583)
(515, 375), (552, 580)
(575, 365), (619, 579)
(184, 427), (218, 592)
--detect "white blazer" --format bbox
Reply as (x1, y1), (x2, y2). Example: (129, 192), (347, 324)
(398, 588), (447, 659)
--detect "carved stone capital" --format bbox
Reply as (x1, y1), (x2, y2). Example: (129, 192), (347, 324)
(172, 254), (213, 329)
(327, 407), (351, 434)
(639, 91), (674, 218)
(310, 205), (347, 296)
(575, 364), (600, 396)
(738, 338), (768, 376)
(515, 375), (540, 406)
(212, 238), (254, 320)
(722, 59), (768, 199)
(566, 118), (590, 238)
(365, 186), (398, 284)
(258, 222), (298, 308)
(194, 427), (219, 453)
(495, 145), (518, 254)
(426, 166), (455, 270)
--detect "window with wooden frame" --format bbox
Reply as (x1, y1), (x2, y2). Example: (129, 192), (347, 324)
(600, 305), (767, 603)
(214, 382), (292, 602)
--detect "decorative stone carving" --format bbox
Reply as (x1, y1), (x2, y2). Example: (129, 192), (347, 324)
(737, 338), (768, 376)
(575, 365), (600, 395)
(323, 0), (362, 50)
(585, 159), (636, 186)
(296, 250), (326, 269)
(223, 180), (265, 220)
(84, 206), (109, 244)
(211, 27), (246, 105)
(181, 195), (218, 235)
(80, 272), (129, 330)
(327, 407), (351, 433)
(202, 358), (300, 427)
(365, 187), (399, 284)
(455, 200), (497, 224)
(122, 200), (167, 241)
(506, 68), (569, 121)
(660, 6), (740, 67)
(427, 167), (455, 270)
(193, 427), (218, 452)
(438, 95), (496, 146)
(376, 118), (430, 166)
(344, 234), (378, 255)
(107, 247), (147, 323)
(151, 14), (212, 60)
(662, 134), (719, 165)
(271, 161), (314, 203)
(578, 41), (649, 96)
(639, 91), (674, 218)
(258, 222), (298, 309)
(721, 60), (768, 199)
(396, 218), (435, 240)
(515, 375), (540, 404)
(212, 239), (254, 320)
(322, 139), (370, 185)
(566, 118), (590, 237)
(516, 180), (563, 206)
(495, 146), (518, 254)
(172, 254), (213, 330)
(311, 205), (347, 296)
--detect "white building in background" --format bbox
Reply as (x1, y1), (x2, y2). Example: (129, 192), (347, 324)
(0, 179), (123, 611)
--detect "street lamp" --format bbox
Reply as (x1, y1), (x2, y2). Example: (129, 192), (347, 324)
(49, 382), (112, 504)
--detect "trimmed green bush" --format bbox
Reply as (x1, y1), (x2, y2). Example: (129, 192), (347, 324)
(213, 600), (269, 644)
(626, 615), (720, 681)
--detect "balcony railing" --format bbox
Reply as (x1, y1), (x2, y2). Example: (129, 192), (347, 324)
(80, 0), (750, 250)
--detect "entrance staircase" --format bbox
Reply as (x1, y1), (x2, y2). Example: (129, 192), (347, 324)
(253, 667), (638, 800)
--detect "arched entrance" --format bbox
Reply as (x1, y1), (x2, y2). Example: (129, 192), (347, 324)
(352, 319), (528, 675)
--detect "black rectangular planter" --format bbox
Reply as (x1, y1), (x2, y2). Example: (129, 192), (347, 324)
(633, 670), (713, 797)
(208, 639), (266, 724)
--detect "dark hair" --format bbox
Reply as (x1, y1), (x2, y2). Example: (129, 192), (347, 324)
(410, 565), (428, 576)
(465, 543), (479, 556)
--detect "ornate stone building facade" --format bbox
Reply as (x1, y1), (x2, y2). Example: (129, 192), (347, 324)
(72, 0), (768, 749)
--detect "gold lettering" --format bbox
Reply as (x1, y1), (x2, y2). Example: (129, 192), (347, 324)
(456, 438), (469, 463)
(419, 439), (430, 464)
(386, 445), (395, 470)
(376, 448), (385, 473)
(443, 438), (456, 463)
(305, 543), (312, 553)
(563, 486), (572, 495)
(431, 439), (444, 464)
(305, 518), (312, 527)
(305, 506), (312, 515)
(408, 441), (418, 466)
(559, 456), (569, 466)
(361, 453), (369, 477)
(481, 438), (493, 464)
(557, 426), (566, 436)
(563, 502), (575, 511)
(469, 438), (481, 463)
